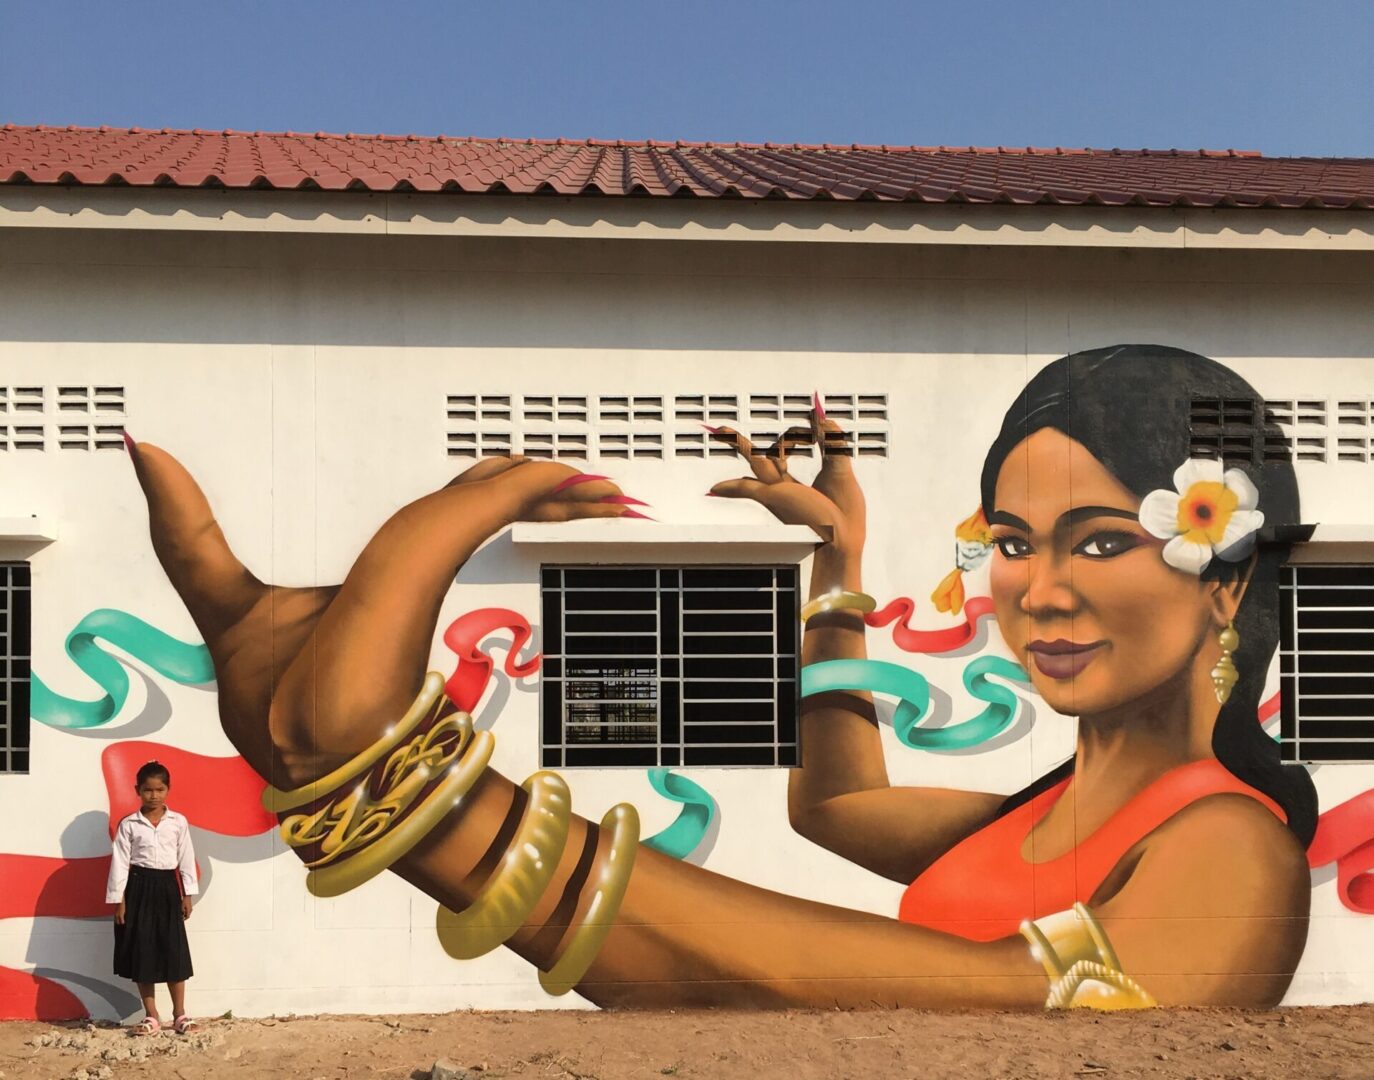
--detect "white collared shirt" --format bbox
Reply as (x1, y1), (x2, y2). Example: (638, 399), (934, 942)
(105, 808), (199, 902)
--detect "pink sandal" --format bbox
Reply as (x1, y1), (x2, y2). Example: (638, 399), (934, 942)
(132, 1016), (161, 1036)
(173, 1015), (198, 1034)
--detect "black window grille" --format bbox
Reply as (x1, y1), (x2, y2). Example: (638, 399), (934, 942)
(540, 566), (799, 767)
(1279, 564), (1374, 762)
(1, 563), (31, 774)
(1189, 396), (1265, 466)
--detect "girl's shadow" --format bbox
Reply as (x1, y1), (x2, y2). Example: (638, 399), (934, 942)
(22, 812), (142, 1020)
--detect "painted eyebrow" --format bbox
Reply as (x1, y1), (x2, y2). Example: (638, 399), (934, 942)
(987, 506), (1137, 533)
(987, 510), (1031, 531)
(1056, 505), (1139, 530)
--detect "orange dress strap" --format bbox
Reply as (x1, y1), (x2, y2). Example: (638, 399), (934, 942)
(898, 759), (1285, 941)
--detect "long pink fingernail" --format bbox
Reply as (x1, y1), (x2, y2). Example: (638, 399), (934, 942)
(705, 491), (720, 497)
(599, 495), (650, 506)
(552, 473), (608, 493)
(620, 509), (654, 520)
(812, 392), (827, 421)
(701, 423), (723, 434)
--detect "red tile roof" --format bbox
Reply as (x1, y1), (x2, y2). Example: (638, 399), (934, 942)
(2, 124), (1373, 209)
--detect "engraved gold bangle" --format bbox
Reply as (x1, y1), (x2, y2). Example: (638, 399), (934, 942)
(261, 667), (642, 993)
(263, 671), (495, 898)
(301, 728), (493, 898)
(799, 589), (877, 624)
(436, 770), (573, 960)
(538, 802), (640, 996)
(263, 671), (451, 814)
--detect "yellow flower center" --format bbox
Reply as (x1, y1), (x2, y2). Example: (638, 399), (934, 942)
(1175, 481), (1237, 546)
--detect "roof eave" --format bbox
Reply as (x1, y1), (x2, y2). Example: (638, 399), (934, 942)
(3, 184), (1374, 253)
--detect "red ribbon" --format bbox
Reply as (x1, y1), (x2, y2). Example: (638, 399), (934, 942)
(100, 741), (276, 838)
(0, 855), (111, 922)
(1259, 692), (1280, 725)
(1310, 791), (1374, 913)
(0, 966), (85, 1023)
(866, 595), (996, 655)
(442, 608), (541, 712)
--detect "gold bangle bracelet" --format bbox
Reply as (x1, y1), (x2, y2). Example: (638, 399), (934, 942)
(262, 672), (450, 813)
(262, 670), (496, 899)
(538, 802), (640, 996)
(304, 729), (494, 898)
(1019, 903), (1154, 1010)
(259, 667), (641, 994)
(799, 589), (877, 624)
(436, 770), (573, 960)
(1045, 960), (1155, 1011)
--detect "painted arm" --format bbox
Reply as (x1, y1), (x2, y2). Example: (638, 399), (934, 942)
(1092, 794), (1311, 1006)
(708, 422), (1003, 883)
(126, 440), (1302, 1007)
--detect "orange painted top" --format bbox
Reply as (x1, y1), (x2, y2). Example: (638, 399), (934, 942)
(897, 759), (1285, 941)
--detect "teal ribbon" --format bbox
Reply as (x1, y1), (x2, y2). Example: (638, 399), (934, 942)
(800, 655), (1029, 750)
(31, 609), (215, 729)
(643, 768), (717, 860)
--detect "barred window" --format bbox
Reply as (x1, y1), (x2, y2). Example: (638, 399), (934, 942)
(1280, 564), (1374, 763)
(540, 566), (799, 767)
(1, 563), (31, 773)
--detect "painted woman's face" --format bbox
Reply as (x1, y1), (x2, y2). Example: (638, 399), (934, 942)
(988, 428), (1217, 717)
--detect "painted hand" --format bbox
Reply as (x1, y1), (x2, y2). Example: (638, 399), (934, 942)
(127, 444), (633, 786)
(448, 457), (646, 523)
(708, 403), (867, 562)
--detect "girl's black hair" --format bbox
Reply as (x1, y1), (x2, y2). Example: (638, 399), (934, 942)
(982, 344), (1318, 847)
(136, 760), (171, 787)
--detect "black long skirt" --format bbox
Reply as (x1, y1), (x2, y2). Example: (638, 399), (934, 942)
(113, 866), (193, 984)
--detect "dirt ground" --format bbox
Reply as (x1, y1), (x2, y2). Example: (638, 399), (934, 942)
(2, 1006), (1373, 1080)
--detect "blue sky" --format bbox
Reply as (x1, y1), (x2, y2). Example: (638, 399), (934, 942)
(2, 0), (1370, 156)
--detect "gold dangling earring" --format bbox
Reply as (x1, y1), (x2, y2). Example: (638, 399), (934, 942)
(1211, 622), (1240, 704)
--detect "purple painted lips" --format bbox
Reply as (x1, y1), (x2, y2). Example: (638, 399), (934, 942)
(1026, 639), (1107, 680)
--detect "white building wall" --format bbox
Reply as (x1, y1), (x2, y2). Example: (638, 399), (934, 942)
(2, 228), (1373, 1016)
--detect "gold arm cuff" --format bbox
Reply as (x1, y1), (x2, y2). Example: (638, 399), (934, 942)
(799, 589), (877, 624)
(538, 802), (640, 997)
(1045, 960), (1156, 1011)
(1019, 903), (1155, 1011)
(261, 669), (496, 899)
(1018, 918), (1066, 980)
(436, 770), (573, 959)
(305, 730), (494, 898)
(1075, 900), (1122, 972)
(262, 671), (450, 813)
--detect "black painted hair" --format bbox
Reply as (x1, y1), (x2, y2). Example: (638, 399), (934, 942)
(135, 760), (171, 788)
(982, 344), (1318, 847)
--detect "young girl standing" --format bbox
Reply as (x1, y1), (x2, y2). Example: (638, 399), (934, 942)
(106, 760), (198, 1035)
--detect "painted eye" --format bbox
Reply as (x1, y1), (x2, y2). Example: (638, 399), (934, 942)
(995, 535), (1033, 559)
(1074, 531), (1140, 559)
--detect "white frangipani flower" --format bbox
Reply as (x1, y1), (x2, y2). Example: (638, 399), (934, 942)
(1138, 458), (1264, 575)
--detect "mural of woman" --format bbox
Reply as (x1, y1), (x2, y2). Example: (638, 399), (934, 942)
(126, 344), (1317, 1010)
